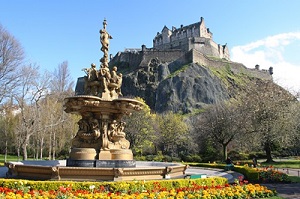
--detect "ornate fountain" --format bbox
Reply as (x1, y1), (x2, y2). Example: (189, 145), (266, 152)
(64, 19), (142, 168)
(5, 20), (187, 181)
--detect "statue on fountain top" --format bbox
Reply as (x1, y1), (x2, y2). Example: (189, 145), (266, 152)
(77, 19), (122, 100)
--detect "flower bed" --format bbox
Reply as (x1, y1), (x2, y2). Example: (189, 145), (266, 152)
(0, 178), (276, 198)
(191, 163), (291, 183)
(258, 166), (290, 183)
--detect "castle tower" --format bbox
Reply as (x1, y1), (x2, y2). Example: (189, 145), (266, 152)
(152, 17), (230, 60)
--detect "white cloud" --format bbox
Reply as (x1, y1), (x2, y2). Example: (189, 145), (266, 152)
(231, 32), (300, 93)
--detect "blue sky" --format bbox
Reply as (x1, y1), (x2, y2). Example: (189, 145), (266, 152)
(1, 0), (300, 93)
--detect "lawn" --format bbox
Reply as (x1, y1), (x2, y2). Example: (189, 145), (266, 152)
(0, 154), (41, 166)
(259, 158), (300, 169)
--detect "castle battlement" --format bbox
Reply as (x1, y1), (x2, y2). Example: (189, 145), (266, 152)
(152, 17), (230, 60)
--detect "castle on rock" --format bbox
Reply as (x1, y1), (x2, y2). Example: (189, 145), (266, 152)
(153, 17), (230, 60)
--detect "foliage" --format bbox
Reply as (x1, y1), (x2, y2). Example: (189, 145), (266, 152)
(198, 138), (222, 162)
(258, 167), (290, 183)
(192, 162), (292, 184)
(228, 151), (249, 160)
(238, 79), (298, 162)
(0, 60), (76, 160)
(191, 101), (249, 161)
(181, 154), (202, 163)
(233, 165), (260, 182)
(155, 112), (189, 157)
(123, 97), (156, 156)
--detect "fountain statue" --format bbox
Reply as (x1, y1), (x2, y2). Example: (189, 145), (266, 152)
(5, 20), (187, 181)
(64, 19), (143, 167)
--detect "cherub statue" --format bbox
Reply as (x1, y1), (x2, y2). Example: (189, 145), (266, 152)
(82, 63), (101, 95)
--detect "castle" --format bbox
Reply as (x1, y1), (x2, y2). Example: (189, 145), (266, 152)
(109, 17), (272, 80)
(153, 17), (230, 60)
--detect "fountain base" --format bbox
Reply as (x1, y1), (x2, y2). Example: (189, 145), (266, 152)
(5, 161), (188, 181)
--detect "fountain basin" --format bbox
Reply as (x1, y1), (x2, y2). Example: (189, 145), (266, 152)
(5, 160), (188, 181)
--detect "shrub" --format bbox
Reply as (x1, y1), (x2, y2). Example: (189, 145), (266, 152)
(233, 165), (259, 182)
(184, 154), (202, 163)
(228, 151), (248, 160)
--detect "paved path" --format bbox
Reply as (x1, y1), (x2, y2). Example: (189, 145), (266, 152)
(262, 183), (300, 199)
(185, 166), (242, 183)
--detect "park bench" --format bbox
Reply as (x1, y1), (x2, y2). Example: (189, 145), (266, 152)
(184, 174), (207, 179)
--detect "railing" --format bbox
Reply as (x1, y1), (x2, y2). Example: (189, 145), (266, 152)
(275, 168), (300, 177)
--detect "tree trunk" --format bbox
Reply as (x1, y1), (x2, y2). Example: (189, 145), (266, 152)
(223, 144), (227, 161)
(40, 137), (44, 160)
(17, 147), (20, 161)
(22, 143), (27, 160)
(264, 142), (274, 163)
(52, 131), (56, 160)
(4, 140), (7, 163)
(48, 132), (52, 160)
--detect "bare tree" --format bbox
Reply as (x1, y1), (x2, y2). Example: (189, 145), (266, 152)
(50, 61), (74, 98)
(14, 64), (50, 160)
(0, 24), (24, 103)
(45, 61), (75, 159)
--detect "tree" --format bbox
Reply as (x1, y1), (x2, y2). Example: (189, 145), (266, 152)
(0, 102), (18, 161)
(50, 61), (74, 97)
(123, 97), (156, 156)
(14, 64), (50, 160)
(191, 101), (248, 161)
(45, 61), (75, 159)
(0, 24), (24, 104)
(156, 112), (189, 157)
(241, 80), (297, 162)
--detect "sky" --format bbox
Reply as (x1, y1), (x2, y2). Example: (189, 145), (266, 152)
(1, 0), (300, 93)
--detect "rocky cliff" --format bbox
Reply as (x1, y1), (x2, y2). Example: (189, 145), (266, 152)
(111, 50), (273, 114)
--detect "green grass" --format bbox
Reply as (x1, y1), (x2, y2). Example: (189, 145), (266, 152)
(288, 176), (300, 183)
(0, 154), (21, 166)
(167, 64), (189, 78)
(0, 154), (38, 166)
(259, 159), (300, 169)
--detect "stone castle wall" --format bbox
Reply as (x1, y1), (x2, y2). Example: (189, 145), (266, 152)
(109, 47), (187, 69)
(109, 48), (272, 81)
(190, 49), (272, 80)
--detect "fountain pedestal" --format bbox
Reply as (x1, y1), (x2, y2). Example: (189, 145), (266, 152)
(64, 96), (142, 168)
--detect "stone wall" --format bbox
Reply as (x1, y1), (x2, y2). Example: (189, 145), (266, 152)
(110, 47), (188, 69)
(110, 47), (272, 81)
(190, 49), (272, 80)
